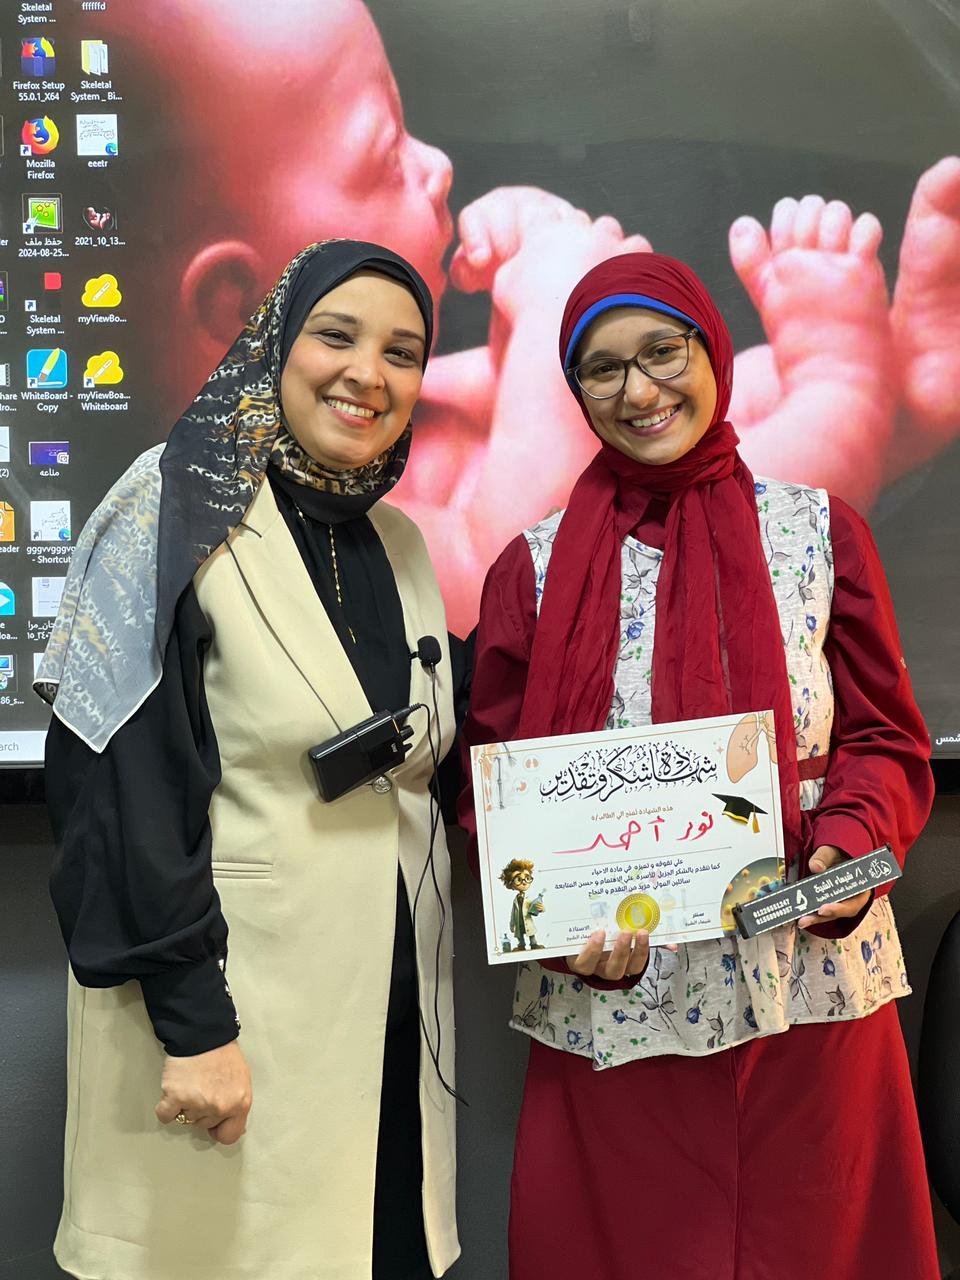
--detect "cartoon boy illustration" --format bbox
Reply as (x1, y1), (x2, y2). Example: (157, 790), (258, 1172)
(500, 858), (545, 951)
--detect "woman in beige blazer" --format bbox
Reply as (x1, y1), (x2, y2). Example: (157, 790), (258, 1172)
(38, 241), (462, 1280)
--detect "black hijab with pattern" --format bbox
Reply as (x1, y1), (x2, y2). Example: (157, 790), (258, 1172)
(158, 238), (432, 634)
(36, 239), (433, 751)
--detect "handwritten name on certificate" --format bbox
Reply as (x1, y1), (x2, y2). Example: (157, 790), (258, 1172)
(471, 711), (785, 964)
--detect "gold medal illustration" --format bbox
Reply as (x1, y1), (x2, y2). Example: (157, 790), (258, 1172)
(615, 893), (661, 933)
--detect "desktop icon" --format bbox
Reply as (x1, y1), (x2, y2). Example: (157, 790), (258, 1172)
(80, 40), (109, 76)
(21, 115), (59, 156)
(0, 583), (16, 616)
(0, 272), (8, 308)
(0, 501), (15, 543)
(44, 272), (62, 291)
(22, 193), (63, 233)
(81, 205), (117, 233)
(0, 427), (10, 464)
(26, 347), (68, 389)
(82, 274), (121, 307)
(76, 114), (118, 157)
(0, 654), (16, 693)
(83, 351), (122, 386)
(30, 500), (71, 543)
(21, 37), (56, 77)
(29, 441), (70, 466)
(32, 576), (65, 617)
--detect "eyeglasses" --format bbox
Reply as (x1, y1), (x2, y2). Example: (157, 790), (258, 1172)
(568, 328), (699, 399)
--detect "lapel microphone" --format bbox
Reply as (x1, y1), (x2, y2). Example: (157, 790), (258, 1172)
(411, 635), (442, 671)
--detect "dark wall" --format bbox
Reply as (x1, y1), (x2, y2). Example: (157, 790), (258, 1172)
(2, 799), (959, 1279)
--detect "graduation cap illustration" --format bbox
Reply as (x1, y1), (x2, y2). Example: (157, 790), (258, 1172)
(713, 793), (767, 833)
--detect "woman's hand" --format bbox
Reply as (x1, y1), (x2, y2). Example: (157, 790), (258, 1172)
(155, 1041), (253, 1145)
(798, 845), (871, 930)
(567, 929), (651, 984)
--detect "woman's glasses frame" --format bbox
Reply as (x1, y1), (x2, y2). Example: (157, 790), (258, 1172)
(568, 328), (700, 400)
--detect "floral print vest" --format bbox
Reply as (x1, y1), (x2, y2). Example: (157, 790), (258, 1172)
(511, 478), (908, 1069)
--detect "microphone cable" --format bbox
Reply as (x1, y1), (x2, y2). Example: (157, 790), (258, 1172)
(409, 644), (467, 1106)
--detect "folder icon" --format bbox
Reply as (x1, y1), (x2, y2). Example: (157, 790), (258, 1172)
(81, 40), (109, 76)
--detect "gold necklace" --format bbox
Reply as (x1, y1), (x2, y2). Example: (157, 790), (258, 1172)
(327, 523), (357, 646)
(290, 498), (357, 646)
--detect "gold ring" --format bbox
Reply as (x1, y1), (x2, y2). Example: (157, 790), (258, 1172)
(174, 1112), (194, 1126)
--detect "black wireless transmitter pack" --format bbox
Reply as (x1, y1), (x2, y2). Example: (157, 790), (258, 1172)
(308, 706), (419, 802)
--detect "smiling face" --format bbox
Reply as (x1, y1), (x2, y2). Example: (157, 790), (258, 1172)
(279, 271), (426, 470)
(575, 307), (719, 466)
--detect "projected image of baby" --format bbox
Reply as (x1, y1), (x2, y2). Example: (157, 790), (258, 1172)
(91, 0), (960, 634)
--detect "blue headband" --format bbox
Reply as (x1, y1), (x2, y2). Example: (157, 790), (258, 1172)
(563, 293), (700, 379)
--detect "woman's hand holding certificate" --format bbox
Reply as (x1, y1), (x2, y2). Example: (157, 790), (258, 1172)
(471, 710), (788, 965)
(567, 929), (651, 982)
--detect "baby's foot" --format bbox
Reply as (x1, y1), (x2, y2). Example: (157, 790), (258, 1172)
(729, 195), (893, 509)
(888, 156), (960, 477)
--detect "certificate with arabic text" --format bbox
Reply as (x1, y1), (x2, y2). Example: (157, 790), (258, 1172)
(471, 711), (785, 964)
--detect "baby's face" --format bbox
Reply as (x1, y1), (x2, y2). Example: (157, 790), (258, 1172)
(237, 0), (455, 307)
(128, 0), (455, 309)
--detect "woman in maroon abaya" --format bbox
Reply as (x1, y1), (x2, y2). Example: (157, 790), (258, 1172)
(458, 252), (939, 1279)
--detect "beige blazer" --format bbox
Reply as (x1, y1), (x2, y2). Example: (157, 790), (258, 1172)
(55, 480), (460, 1280)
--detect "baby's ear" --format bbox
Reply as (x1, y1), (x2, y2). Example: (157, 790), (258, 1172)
(180, 241), (265, 347)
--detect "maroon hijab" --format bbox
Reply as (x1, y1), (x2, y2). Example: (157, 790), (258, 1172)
(517, 253), (807, 865)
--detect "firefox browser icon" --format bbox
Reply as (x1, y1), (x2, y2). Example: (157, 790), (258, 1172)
(21, 37), (56, 77)
(21, 117), (60, 156)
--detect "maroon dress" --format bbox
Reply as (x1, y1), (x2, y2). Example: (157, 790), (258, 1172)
(460, 497), (939, 1280)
